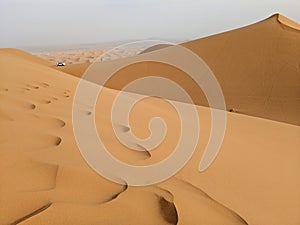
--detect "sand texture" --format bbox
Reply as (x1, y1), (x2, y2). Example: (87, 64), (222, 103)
(1, 14), (300, 225)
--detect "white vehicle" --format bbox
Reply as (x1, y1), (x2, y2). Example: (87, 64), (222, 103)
(56, 62), (65, 66)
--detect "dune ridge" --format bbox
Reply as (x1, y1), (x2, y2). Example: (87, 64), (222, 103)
(50, 14), (300, 125)
(10, 203), (52, 225)
(278, 14), (300, 31)
(1, 48), (251, 225)
(1, 14), (300, 225)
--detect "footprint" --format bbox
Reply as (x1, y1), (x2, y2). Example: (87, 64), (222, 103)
(9, 133), (63, 150)
(127, 143), (151, 159)
(49, 118), (66, 128)
(28, 114), (66, 129)
(27, 103), (36, 110)
(40, 99), (52, 104)
(20, 87), (31, 91)
(63, 90), (71, 98)
(0, 94), (36, 113)
(113, 124), (151, 158)
(54, 137), (62, 146)
(114, 124), (130, 132)
(26, 84), (40, 89)
(40, 82), (50, 88)
(63, 92), (71, 98)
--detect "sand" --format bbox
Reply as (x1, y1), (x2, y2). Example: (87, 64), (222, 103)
(36, 48), (143, 65)
(52, 14), (300, 126)
(1, 14), (300, 225)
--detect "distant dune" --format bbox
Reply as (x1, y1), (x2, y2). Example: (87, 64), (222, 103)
(1, 14), (300, 225)
(139, 44), (173, 54)
(182, 13), (300, 125)
(53, 14), (300, 125)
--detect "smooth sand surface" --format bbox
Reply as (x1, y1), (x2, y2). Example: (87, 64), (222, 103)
(54, 14), (300, 125)
(1, 14), (300, 225)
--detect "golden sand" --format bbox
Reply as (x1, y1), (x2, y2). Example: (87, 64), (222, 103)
(1, 14), (300, 225)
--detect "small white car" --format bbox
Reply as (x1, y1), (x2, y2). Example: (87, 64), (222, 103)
(56, 62), (65, 66)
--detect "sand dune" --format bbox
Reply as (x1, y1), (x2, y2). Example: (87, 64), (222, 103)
(278, 14), (300, 31)
(1, 14), (300, 225)
(182, 13), (300, 125)
(37, 48), (143, 66)
(36, 50), (105, 65)
(53, 14), (300, 125)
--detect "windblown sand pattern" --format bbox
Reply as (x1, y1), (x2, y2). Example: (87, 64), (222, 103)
(1, 14), (300, 225)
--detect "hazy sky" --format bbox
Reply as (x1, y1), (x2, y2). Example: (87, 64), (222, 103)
(0, 0), (299, 49)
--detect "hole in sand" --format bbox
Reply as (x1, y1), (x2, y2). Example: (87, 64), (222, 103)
(54, 137), (62, 146)
(27, 103), (36, 110)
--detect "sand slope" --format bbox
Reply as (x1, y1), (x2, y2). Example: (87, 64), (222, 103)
(0, 48), (248, 225)
(1, 14), (300, 225)
(54, 14), (300, 125)
(183, 14), (300, 125)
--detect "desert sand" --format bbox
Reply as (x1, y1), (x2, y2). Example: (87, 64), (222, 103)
(1, 14), (300, 225)
(52, 14), (300, 125)
(37, 48), (144, 65)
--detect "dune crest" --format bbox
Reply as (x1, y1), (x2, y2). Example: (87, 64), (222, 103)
(1, 14), (300, 225)
(277, 14), (300, 31)
(49, 14), (300, 125)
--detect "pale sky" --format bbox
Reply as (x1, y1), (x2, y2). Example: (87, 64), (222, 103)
(0, 0), (299, 50)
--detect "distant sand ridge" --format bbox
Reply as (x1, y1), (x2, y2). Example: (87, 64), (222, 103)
(1, 14), (300, 225)
(37, 48), (144, 65)
(51, 14), (300, 125)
